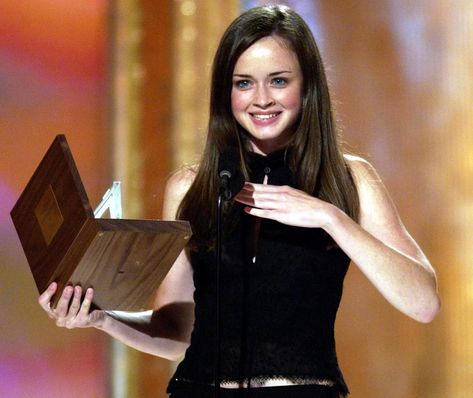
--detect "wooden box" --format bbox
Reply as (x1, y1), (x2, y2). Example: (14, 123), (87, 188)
(11, 135), (191, 311)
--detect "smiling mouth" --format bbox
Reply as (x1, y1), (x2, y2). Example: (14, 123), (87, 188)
(251, 112), (280, 120)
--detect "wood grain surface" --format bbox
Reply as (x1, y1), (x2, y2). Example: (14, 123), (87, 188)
(11, 135), (192, 311)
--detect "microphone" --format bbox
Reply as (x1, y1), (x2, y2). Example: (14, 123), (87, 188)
(218, 148), (244, 201)
(215, 148), (245, 392)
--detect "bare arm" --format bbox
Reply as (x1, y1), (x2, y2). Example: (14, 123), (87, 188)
(234, 156), (440, 323)
(327, 156), (440, 322)
(38, 167), (197, 360)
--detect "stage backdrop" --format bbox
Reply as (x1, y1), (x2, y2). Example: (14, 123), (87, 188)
(0, 1), (110, 397)
(2, 1), (472, 397)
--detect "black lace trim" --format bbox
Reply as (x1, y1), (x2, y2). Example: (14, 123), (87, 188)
(172, 376), (334, 387)
(220, 376), (335, 387)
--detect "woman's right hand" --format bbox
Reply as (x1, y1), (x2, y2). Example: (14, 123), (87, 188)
(38, 282), (105, 329)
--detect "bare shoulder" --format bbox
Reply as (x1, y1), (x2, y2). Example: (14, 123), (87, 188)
(165, 165), (198, 198)
(344, 154), (392, 208)
(343, 153), (401, 230)
(343, 155), (430, 264)
(344, 154), (380, 183)
(163, 164), (198, 219)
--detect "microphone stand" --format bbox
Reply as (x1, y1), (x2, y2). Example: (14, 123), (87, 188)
(215, 189), (224, 398)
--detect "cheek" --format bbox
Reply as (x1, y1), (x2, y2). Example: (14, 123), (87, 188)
(231, 90), (245, 113)
(278, 86), (302, 111)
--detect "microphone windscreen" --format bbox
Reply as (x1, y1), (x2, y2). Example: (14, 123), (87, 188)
(218, 148), (245, 199)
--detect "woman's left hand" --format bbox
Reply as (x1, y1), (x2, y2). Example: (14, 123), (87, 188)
(234, 182), (336, 228)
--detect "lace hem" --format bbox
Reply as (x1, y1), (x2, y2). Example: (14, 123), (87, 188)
(220, 376), (335, 388)
(173, 376), (335, 389)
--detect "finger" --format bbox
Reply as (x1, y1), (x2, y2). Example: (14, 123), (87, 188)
(77, 287), (94, 317)
(236, 191), (289, 210)
(238, 188), (289, 200)
(54, 285), (74, 318)
(65, 286), (83, 320)
(234, 192), (255, 206)
(64, 287), (81, 328)
(242, 182), (293, 193)
(236, 185), (286, 198)
(243, 206), (280, 220)
(38, 282), (57, 311)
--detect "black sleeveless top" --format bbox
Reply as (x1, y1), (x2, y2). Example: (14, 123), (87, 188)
(168, 150), (350, 395)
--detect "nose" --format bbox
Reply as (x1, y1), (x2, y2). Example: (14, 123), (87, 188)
(254, 85), (274, 108)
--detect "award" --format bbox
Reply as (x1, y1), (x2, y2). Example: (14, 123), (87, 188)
(11, 135), (191, 311)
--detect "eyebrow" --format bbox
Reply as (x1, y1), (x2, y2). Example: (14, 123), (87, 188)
(233, 70), (293, 78)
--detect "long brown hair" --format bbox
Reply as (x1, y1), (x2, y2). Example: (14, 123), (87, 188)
(178, 5), (359, 247)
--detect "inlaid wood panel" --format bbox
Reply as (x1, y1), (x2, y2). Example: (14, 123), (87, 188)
(11, 136), (191, 311)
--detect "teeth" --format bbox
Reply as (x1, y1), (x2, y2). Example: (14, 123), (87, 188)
(253, 113), (278, 120)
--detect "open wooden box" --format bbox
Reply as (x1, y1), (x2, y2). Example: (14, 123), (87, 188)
(11, 135), (191, 311)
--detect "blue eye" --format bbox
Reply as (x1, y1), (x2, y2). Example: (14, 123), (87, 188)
(235, 79), (251, 89)
(271, 77), (287, 86)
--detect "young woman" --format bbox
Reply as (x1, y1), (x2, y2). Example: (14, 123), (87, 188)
(39, 5), (440, 397)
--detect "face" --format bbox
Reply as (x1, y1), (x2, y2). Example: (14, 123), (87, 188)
(231, 35), (303, 155)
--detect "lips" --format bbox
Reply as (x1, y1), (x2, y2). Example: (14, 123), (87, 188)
(250, 112), (281, 122)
